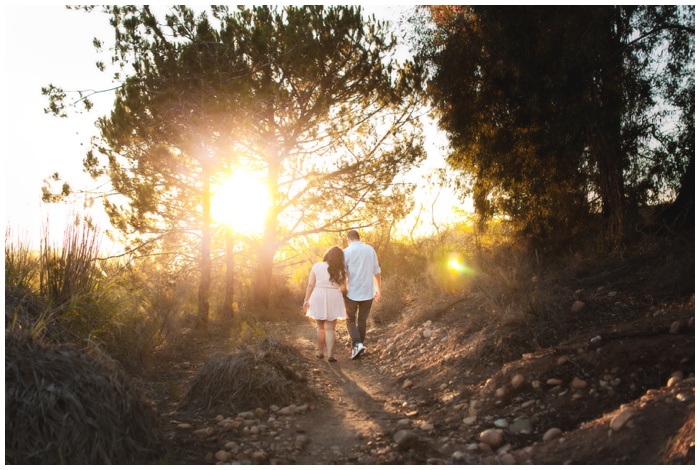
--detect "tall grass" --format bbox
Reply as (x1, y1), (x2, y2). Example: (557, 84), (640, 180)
(6, 218), (189, 371)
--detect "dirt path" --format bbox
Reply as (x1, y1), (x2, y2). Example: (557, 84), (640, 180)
(287, 317), (404, 464)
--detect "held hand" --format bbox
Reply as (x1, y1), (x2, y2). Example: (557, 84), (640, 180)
(374, 290), (382, 301)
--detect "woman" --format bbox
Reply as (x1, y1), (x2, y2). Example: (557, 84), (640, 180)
(303, 246), (347, 362)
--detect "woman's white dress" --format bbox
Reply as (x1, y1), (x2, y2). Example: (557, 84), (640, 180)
(307, 262), (346, 321)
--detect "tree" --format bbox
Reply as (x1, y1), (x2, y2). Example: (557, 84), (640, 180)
(205, 6), (426, 306)
(414, 6), (694, 240)
(44, 6), (425, 313)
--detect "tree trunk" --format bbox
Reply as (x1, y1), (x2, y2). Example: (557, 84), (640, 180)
(589, 23), (628, 243)
(197, 166), (212, 328)
(253, 152), (280, 308)
(222, 227), (235, 317)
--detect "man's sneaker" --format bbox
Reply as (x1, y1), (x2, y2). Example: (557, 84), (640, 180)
(351, 342), (365, 360)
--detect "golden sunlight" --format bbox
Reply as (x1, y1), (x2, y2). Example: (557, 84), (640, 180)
(211, 170), (271, 234)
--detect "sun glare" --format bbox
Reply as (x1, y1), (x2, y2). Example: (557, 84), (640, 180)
(211, 171), (271, 234)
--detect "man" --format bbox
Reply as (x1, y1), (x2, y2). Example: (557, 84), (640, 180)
(343, 229), (382, 359)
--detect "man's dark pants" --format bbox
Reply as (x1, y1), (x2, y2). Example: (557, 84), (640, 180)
(344, 296), (373, 346)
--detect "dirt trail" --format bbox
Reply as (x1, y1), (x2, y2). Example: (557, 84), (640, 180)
(288, 318), (403, 464)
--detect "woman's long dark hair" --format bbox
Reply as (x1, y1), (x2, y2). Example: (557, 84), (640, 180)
(323, 246), (347, 286)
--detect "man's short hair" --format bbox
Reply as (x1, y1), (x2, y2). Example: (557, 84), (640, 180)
(347, 229), (360, 241)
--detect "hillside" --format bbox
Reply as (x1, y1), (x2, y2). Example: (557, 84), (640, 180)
(6, 233), (694, 464)
(150, 234), (694, 465)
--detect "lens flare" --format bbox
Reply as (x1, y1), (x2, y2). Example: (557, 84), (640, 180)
(447, 256), (473, 275)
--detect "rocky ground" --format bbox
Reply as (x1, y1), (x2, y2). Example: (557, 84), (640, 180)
(145, 288), (694, 464)
(134, 234), (695, 465)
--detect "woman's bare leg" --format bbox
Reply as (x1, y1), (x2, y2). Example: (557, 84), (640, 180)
(316, 320), (326, 356)
(324, 320), (337, 358)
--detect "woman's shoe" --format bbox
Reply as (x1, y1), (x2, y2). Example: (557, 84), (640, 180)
(327, 356), (337, 362)
(316, 352), (324, 359)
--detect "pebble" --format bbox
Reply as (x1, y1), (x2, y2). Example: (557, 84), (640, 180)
(542, 428), (562, 442)
(557, 356), (568, 365)
(571, 301), (586, 313)
(278, 405), (298, 416)
(192, 427), (215, 438)
(463, 416), (478, 425)
(499, 453), (517, 465)
(571, 377), (588, 389)
(494, 418), (509, 428)
(610, 407), (635, 431)
(509, 418), (533, 434)
(394, 429), (420, 449)
(670, 321), (681, 334)
(547, 378), (563, 386)
(479, 429), (504, 448)
(511, 374), (526, 389)
(215, 450), (231, 462)
(420, 422), (434, 431)
(402, 380), (413, 389)
(176, 423), (192, 430)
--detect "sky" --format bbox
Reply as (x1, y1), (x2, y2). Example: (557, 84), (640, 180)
(2, 5), (467, 251)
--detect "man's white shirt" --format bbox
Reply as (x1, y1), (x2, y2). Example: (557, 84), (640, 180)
(344, 241), (381, 301)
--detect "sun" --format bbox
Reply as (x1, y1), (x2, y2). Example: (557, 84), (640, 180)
(211, 170), (271, 234)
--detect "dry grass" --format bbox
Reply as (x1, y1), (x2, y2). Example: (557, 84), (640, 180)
(178, 337), (317, 416)
(5, 332), (166, 465)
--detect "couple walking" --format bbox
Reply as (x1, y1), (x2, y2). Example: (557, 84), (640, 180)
(302, 230), (381, 362)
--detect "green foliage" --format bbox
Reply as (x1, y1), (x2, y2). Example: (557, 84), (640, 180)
(415, 6), (695, 239)
(43, 5), (428, 309)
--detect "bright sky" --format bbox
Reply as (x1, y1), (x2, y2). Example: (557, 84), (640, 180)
(2, 5), (468, 251)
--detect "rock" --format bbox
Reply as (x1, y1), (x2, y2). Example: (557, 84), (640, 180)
(251, 451), (269, 463)
(511, 374), (526, 389)
(509, 418), (533, 434)
(610, 407), (636, 431)
(608, 291), (617, 297)
(479, 429), (504, 448)
(494, 418), (509, 428)
(500, 453), (517, 465)
(176, 423), (192, 430)
(402, 380), (413, 390)
(546, 378), (563, 386)
(192, 426), (215, 438)
(542, 428), (562, 442)
(397, 418), (411, 426)
(521, 399), (536, 409)
(571, 377), (588, 389)
(224, 441), (240, 452)
(254, 407), (266, 417)
(423, 329), (433, 338)
(495, 387), (507, 399)
(667, 376), (682, 387)
(670, 321), (682, 334)
(394, 429), (420, 450)
(463, 416), (478, 425)
(278, 405), (298, 416)
(557, 356), (568, 366)
(571, 300), (586, 313)
(218, 418), (237, 430)
(531, 380), (541, 390)
(420, 422), (434, 431)
(215, 450), (232, 462)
